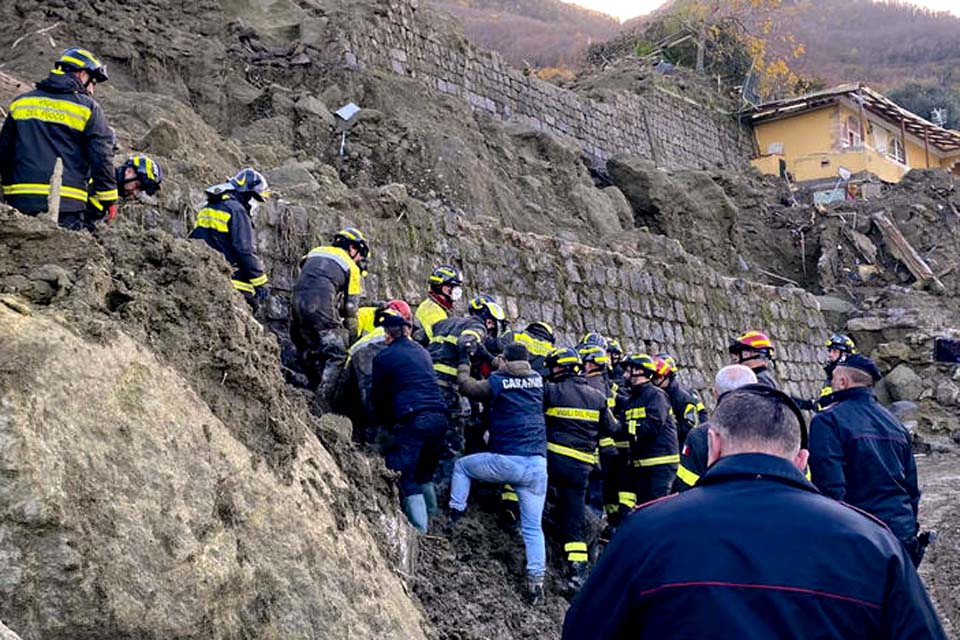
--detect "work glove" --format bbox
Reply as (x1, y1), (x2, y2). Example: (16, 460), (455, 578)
(104, 203), (118, 224)
(458, 332), (480, 356)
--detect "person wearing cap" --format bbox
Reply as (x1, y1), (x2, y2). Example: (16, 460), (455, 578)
(0, 47), (116, 229)
(449, 342), (549, 606)
(674, 364), (757, 492)
(795, 333), (858, 412)
(809, 353), (926, 566)
(342, 300), (412, 445)
(371, 308), (448, 533)
(564, 384), (946, 640)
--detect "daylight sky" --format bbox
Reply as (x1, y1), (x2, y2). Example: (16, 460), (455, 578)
(567, 0), (960, 21)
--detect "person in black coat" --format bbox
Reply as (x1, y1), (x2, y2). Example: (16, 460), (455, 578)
(564, 385), (945, 640)
(809, 354), (925, 565)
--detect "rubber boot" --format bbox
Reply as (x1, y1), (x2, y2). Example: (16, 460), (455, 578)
(526, 574), (545, 606)
(444, 507), (465, 534)
(567, 561), (589, 592)
(402, 494), (429, 533)
(421, 482), (439, 517)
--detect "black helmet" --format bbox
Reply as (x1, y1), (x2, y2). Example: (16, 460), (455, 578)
(607, 338), (624, 356)
(579, 331), (608, 351)
(118, 155), (163, 195)
(333, 227), (370, 259)
(230, 168), (271, 202)
(825, 334), (856, 354)
(55, 47), (108, 83)
(623, 353), (658, 377)
(545, 347), (582, 379)
(468, 294), (505, 323)
(526, 321), (555, 344)
(577, 344), (610, 367)
(429, 264), (463, 290)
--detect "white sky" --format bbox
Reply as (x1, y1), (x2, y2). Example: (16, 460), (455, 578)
(566, 0), (960, 21)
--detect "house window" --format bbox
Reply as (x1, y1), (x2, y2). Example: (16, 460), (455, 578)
(843, 115), (861, 147)
(889, 137), (906, 164)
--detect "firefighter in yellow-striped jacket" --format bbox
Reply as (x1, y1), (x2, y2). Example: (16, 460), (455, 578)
(189, 168), (271, 308)
(0, 48), (117, 229)
(616, 354), (678, 517)
(543, 347), (617, 592)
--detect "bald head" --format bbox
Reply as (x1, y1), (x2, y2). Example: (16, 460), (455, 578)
(714, 365), (757, 398)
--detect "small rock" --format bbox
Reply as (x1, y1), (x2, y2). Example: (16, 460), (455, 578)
(884, 364), (924, 402)
(137, 119), (183, 155)
(935, 381), (960, 406)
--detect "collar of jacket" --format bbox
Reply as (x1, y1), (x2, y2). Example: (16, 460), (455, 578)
(699, 453), (815, 492)
(37, 71), (87, 95)
(428, 291), (453, 311)
(826, 385), (875, 405)
(499, 360), (534, 377)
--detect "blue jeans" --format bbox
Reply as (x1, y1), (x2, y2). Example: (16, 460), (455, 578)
(449, 452), (548, 576)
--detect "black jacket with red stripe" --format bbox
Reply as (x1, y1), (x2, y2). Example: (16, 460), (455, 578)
(563, 453), (945, 640)
(0, 72), (115, 215)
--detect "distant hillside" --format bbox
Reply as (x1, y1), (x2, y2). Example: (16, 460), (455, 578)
(621, 0), (960, 90)
(429, 0), (620, 68)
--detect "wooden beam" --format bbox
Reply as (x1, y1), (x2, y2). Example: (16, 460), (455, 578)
(872, 211), (945, 294)
(924, 128), (931, 168)
(857, 91), (867, 146)
(900, 117), (908, 165)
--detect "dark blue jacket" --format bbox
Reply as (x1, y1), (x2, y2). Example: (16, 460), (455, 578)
(458, 360), (546, 457)
(809, 386), (920, 544)
(0, 72), (116, 215)
(563, 453), (945, 640)
(189, 192), (268, 295)
(371, 337), (446, 425)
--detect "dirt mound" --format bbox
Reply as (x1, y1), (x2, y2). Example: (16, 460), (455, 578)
(0, 208), (427, 639)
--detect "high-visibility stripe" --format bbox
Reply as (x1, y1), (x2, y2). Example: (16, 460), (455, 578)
(556, 356), (579, 365)
(625, 407), (647, 419)
(546, 407), (600, 422)
(634, 454), (681, 467)
(606, 396), (616, 408)
(73, 49), (102, 66)
(94, 188), (118, 201)
(568, 552), (589, 562)
(614, 441), (630, 449)
(303, 246), (362, 295)
(60, 55), (92, 69)
(348, 327), (386, 357)
(604, 504), (619, 515)
(598, 437), (616, 448)
(547, 442), (597, 465)
(232, 280), (255, 293)
(462, 329), (482, 341)
(564, 541), (588, 553)
(3, 183), (88, 202)
(805, 466), (812, 481)
(195, 207), (231, 232)
(696, 401), (706, 412)
(514, 332), (553, 356)
(676, 464), (700, 487)
(249, 274), (269, 287)
(429, 335), (460, 345)
(501, 484), (518, 502)
(618, 492), (637, 508)
(819, 385), (834, 398)
(11, 96), (92, 130)
(433, 363), (458, 377)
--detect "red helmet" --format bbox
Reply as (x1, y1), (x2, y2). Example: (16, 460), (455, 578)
(652, 355), (674, 378)
(729, 331), (775, 358)
(386, 299), (412, 323)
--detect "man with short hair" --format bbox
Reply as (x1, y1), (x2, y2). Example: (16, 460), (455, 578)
(449, 342), (549, 606)
(810, 354), (926, 565)
(564, 384), (946, 639)
(372, 309), (448, 533)
(675, 364), (756, 492)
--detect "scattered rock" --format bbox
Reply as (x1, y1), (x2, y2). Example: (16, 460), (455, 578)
(884, 364), (924, 401)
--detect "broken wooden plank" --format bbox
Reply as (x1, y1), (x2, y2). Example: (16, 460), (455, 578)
(871, 211), (945, 294)
(45, 157), (62, 225)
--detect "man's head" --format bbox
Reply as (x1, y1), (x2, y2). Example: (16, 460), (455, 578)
(713, 364), (758, 401)
(332, 227), (370, 270)
(503, 343), (529, 363)
(622, 354), (657, 387)
(54, 47), (108, 93)
(728, 331), (774, 369)
(651, 356), (675, 389)
(377, 308), (412, 343)
(428, 264), (464, 306)
(118, 155), (163, 198)
(467, 295), (506, 337)
(824, 333), (857, 369)
(607, 338), (624, 367)
(545, 346), (582, 381)
(707, 385), (808, 471)
(831, 354), (882, 391)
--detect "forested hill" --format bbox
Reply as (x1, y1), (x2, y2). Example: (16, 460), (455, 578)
(430, 0), (620, 68)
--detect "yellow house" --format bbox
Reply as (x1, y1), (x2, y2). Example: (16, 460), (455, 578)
(742, 84), (960, 184)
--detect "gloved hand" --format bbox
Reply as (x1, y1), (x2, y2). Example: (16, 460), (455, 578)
(458, 332), (480, 356)
(104, 203), (118, 224)
(254, 284), (270, 302)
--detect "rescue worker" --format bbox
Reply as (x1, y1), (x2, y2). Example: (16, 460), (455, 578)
(617, 354), (677, 514)
(85, 154), (163, 230)
(796, 333), (857, 411)
(656, 353), (708, 423)
(428, 294), (505, 461)
(413, 264), (463, 344)
(606, 339), (625, 390)
(809, 354), (927, 566)
(343, 300), (412, 444)
(372, 309), (448, 533)
(0, 47), (116, 229)
(189, 168), (270, 308)
(290, 227), (370, 412)
(651, 354), (706, 448)
(542, 347), (615, 591)
(449, 342), (548, 606)
(505, 321), (556, 375)
(728, 330), (778, 388)
(675, 364), (757, 492)
(563, 385), (946, 640)
(577, 339), (621, 518)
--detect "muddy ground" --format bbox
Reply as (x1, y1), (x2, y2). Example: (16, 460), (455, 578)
(918, 452), (960, 638)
